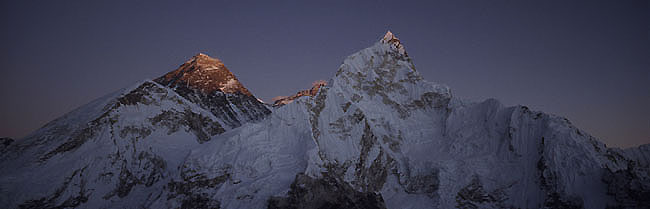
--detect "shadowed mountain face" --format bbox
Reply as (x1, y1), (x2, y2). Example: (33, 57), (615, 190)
(1, 32), (649, 209)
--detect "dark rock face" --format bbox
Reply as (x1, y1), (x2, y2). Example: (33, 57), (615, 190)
(40, 112), (109, 161)
(455, 177), (510, 209)
(103, 152), (167, 200)
(267, 173), (386, 209)
(402, 170), (440, 198)
(166, 165), (231, 209)
(353, 121), (393, 192)
(149, 109), (225, 143)
(537, 149), (585, 209)
(179, 195), (221, 209)
(18, 167), (90, 209)
(163, 84), (270, 128)
(602, 164), (650, 208)
(1, 137), (14, 149)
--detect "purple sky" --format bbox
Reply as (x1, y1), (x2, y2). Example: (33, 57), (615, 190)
(1, 0), (648, 148)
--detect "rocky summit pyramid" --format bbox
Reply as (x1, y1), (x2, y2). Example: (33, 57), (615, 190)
(1, 32), (649, 209)
(155, 53), (270, 128)
(156, 53), (253, 96)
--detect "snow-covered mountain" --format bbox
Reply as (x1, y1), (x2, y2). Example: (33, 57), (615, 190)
(1, 31), (648, 209)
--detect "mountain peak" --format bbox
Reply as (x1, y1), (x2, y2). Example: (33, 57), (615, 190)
(380, 30), (406, 55)
(187, 53), (222, 66)
(155, 53), (253, 96)
(272, 80), (327, 107)
(382, 30), (398, 42)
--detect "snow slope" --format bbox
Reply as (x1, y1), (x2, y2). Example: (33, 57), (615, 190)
(1, 32), (648, 209)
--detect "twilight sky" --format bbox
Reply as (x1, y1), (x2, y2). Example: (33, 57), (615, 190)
(0, 0), (648, 148)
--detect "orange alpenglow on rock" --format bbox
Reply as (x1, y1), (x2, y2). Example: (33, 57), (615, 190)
(272, 80), (327, 106)
(156, 53), (253, 96)
(381, 30), (407, 56)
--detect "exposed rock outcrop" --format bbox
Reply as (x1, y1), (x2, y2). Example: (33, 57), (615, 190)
(272, 80), (327, 107)
(0, 137), (14, 150)
(267, 173), (386, 209)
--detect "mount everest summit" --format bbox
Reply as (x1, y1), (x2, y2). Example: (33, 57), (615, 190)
(1, 31), (648, 209)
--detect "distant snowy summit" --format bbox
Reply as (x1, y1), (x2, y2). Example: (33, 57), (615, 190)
(1, 31), (649, 209)
(156, 53), (253, 96)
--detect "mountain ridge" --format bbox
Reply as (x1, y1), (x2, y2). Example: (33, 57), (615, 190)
(272, 80), (327, 107)
(1, 31), (648, 209)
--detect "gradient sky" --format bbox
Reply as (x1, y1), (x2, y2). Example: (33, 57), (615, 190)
(1, 0), (648, 148)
